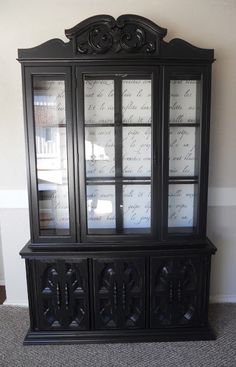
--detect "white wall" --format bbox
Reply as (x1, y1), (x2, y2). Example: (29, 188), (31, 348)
(0, 0), (236, 304)
(0, 209), (29, 305)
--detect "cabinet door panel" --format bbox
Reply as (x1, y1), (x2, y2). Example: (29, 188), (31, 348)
(150, 256), (201, 328)
(93, 259), (120, 329)
(164, 69), (208, 238)
(36, 259), (89, 330)
(121, 259), (145, 329)
(93, 257), (145, 330)
(25, 67), (76, 244)
(79, 69), (158, 240)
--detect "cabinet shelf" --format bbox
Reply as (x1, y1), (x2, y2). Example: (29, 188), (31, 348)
(85, 123), (152, 127)
(86, 177), (151, 184)
(168, 177), (199, 184)
(36, 123), (67, 128)
(169, 123), (200, 127)
(168, 227), (198, 235)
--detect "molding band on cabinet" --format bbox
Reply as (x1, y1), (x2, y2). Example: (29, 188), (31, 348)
(1, 188), (236, 209)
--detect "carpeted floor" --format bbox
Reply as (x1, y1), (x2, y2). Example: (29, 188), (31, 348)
(0, 304), (236, 367)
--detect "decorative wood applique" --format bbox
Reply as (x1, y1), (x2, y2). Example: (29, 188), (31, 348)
(39, 261), (89, 330)
(96, 262), (119, 328)
(151, 257), (198, 326)
(122, 261), (144, 327)
(65, 15), (167, 56)
(94, 259), (145, 329)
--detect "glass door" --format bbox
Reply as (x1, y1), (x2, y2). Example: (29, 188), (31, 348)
(25, 67), (75, 243)
(165, 69), (204, 236)
(79, 70), (156, 239)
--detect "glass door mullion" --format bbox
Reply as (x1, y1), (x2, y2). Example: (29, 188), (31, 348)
(114, 77), (123, 233)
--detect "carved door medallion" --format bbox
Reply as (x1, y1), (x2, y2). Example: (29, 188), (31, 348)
(36, 259), (89, 330)
(93, 258), (145, 329)
(150, 256), (200, 327)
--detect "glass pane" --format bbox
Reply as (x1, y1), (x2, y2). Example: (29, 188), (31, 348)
(38, 184), (69, 231)
(169, 80), (200, 124)
(169, 126), (198, 176)
(123, 185), (151, 229)
(122, 79), (152, 124)
(85, 127), (115, 177)
(34, 80), (65, 125)
(122, 127), (151, 177)
(84, 80), (114, 124)
(33, 79), (70, 235)
(87, 185), (116, 230)
(168, 184), (198, 229)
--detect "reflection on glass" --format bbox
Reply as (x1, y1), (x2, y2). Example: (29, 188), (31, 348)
(33, 79), (70, 234)
(122, 127), (151, 177)
(34, 80), (65, 125)
(169, 126), (198, 176)
(123, 185), (151, 229)
(85, 127), (115, 177)
(169, 80), (200, 124)
(168, 184), (198, 228)
(38, 184), (69, 230)
(84, 80), (114, 124)
(87, 185), (116, 229)
(122, 80), (152, 124)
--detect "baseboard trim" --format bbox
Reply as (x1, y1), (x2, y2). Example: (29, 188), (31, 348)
(210, 295), (236, 303)
(3, 299), (28, 307)
(0, 280), (5, 286)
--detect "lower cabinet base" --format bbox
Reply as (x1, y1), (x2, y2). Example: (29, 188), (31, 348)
(24, 326), (216, 345)
(21, 240), (217, 345)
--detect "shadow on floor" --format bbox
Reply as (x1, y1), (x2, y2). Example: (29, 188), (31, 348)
(0, 286), (6, 304)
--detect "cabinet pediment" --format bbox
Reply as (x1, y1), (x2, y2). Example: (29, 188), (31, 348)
(65, 14), (167, 56)
(18, 14), (214, 61)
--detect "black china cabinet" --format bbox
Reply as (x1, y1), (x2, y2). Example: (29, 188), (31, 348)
(19, 14), (216, 344)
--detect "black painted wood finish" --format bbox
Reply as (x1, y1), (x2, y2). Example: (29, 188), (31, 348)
(35, 259), (89, 330)
(19, 14), (216, 344)
(93, 257), (145, 330)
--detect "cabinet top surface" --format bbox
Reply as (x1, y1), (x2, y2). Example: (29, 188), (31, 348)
(18, 14), (214, 62)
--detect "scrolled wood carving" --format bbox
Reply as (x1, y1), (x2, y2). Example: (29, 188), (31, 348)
(65, 15), (167, 56)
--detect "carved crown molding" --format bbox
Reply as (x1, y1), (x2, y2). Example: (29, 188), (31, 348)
(18, 15), (214, 61)
(65, 14), (167, 56)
